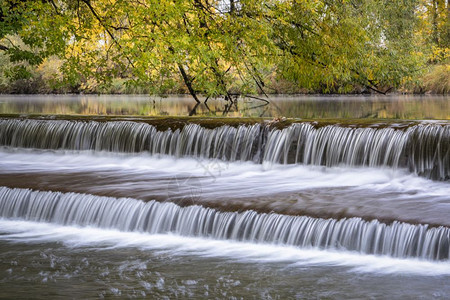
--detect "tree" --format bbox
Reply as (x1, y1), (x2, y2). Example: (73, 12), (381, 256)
(269, 0), (425, 93)
(1, 0), (276, 99)
(0, 0), (442, 97)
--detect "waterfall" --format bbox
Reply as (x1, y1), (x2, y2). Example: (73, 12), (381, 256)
(0, 186), (449, 261)
(0, 119), (448, 180)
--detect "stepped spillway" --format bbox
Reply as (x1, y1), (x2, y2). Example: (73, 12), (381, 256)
(0, 186), (449, 261)
(0, 119), (448, 180)
(1, 97), (449, 298)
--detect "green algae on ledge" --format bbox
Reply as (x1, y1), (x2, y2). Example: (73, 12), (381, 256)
(1, 113), (446, 131)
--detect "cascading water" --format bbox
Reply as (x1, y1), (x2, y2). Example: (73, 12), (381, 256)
(0, 119), (448, 179)
(0, 186), (448, 261)
(1, 97), (449, 299)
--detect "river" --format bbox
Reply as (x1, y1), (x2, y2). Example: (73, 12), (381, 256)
(0, 95), (449, 299)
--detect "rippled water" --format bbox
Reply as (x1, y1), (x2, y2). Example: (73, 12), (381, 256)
(1, 221), (450, 299)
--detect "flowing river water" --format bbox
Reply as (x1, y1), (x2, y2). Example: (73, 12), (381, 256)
(0, 95), (449, 298)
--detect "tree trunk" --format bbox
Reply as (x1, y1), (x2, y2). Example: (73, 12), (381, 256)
(432, 0), (439, 44)
(178, 64), (201, 104)
(230, 0), (235, 13)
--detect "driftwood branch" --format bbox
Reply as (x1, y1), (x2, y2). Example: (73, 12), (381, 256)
(243, 94), (270, 104)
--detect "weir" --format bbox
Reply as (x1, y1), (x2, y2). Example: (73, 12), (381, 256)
(0, 119), (448, 180)
(0, 186), (449, 261)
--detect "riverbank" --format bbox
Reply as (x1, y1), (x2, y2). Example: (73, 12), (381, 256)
(1, 63), (448, 95)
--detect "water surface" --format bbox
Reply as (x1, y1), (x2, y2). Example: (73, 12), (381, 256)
(1, 95), (449, 298)
(1, 220), (450, 299)
(1, 94), (448, 119)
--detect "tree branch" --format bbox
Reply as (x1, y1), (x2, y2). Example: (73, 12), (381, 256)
(80, 0), (135, 68)
(178, 63), (201, 103)
(48, 0), (61, 15)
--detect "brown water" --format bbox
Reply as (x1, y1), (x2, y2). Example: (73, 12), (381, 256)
(0, 94), (449, 119)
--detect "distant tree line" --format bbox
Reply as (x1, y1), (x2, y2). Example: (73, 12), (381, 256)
(0, 0), (448, 97)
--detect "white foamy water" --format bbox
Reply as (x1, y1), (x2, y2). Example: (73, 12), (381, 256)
(1, 148), (449, 227)
(1, 219), (449, 276)
(0, 106), (449, 299)
(0, 149), (447, 196)
(0, 120), (448, 179)
(3, 186), (448, 261)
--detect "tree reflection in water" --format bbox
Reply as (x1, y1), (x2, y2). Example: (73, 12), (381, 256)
(188, 95), (271, 117)
(0, 95), (448, 119)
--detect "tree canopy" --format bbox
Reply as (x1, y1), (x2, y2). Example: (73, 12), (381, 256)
(0, 0), (449, 97)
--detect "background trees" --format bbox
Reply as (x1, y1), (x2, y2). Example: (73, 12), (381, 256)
(0, 0), (448, 96)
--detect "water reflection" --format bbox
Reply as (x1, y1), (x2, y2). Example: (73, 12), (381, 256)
(0, 94), (448, 119)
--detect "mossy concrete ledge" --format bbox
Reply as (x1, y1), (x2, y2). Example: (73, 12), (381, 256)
(0, 113), (447, 131)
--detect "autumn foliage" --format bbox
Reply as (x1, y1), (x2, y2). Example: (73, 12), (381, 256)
(0, 0), (448, 96)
